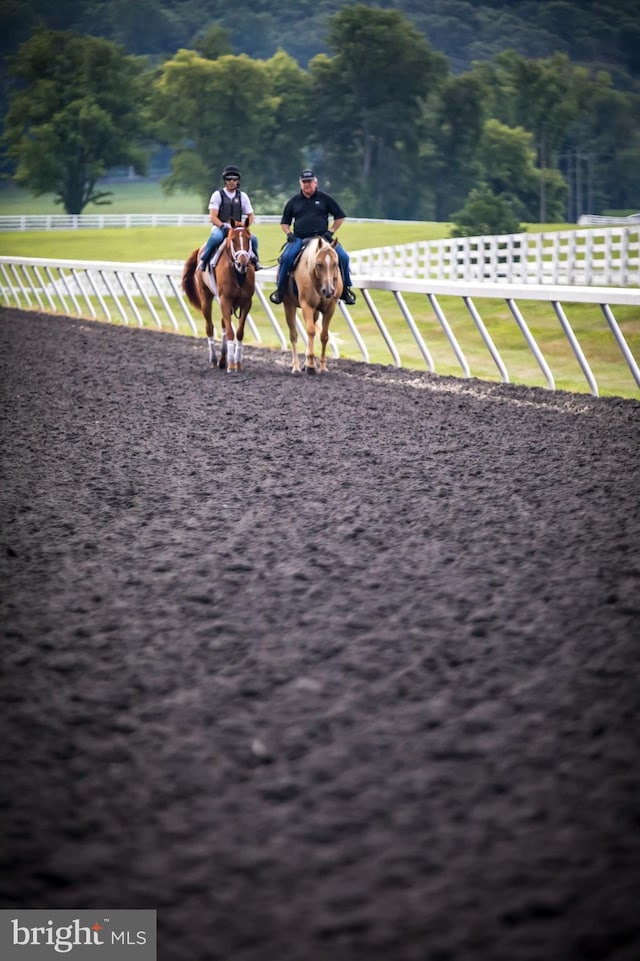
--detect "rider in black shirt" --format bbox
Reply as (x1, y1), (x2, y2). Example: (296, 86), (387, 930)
(270, 170), (356, 305)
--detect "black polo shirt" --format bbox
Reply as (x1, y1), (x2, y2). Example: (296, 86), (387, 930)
(281, 189), (346, 239)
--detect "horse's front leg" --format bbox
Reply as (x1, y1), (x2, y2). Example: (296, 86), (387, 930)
(219, 297), (236, 372)
(284, 303), (302, 374)
(318, 304), (335, 373)
(234, 309), (249, 372)
(301, 304), (319, 374)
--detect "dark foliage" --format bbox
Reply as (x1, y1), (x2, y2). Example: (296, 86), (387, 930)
(1, 0), (639, 88)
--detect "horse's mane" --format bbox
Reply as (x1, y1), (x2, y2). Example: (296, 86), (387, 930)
(298, 236), (340, 276)
(303, 236), (335, 259)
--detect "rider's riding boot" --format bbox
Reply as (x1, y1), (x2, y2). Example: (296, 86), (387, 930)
(270, 270), (286, 303)
(342, 287), (357, 305)
(198, 236), (218, 271)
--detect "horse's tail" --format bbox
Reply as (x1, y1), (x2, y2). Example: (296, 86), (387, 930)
(182, 249), (201, 310)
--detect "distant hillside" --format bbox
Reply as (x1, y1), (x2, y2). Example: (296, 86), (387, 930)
(2, 0), (639, 87)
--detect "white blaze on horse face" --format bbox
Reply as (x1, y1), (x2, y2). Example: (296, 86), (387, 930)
(231, 228), (251, 271)
(319, 249), (338, 298)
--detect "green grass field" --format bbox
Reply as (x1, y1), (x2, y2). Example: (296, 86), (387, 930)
(0, 181), (206, 216)
(1, 182), (638, 398)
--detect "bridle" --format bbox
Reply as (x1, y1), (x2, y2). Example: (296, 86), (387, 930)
(313, 241), (339, 298)
(227, 226), (252, 275)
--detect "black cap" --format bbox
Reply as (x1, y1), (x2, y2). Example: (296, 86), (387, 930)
(300, 169), (316, 180)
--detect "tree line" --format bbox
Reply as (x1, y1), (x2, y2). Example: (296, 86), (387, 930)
(2, 5), (639, 227)
(3, 0), (639, 83)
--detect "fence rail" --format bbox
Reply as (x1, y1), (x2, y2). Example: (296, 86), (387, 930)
(578, 213), (640, 226)
(0, 212), (246, 230)
(2, 217), (638, 288)
(0, 213), (415, 231)
(2, 254), (639, 398)
(349, 226), (640, 286)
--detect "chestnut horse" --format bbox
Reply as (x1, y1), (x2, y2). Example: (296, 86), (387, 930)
(182, 218), (255, 372)
(282, 236), (342, 374)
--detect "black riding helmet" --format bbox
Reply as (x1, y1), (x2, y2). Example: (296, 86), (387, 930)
(222, 164), (241, 181)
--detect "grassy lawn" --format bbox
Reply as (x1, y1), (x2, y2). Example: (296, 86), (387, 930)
(328, 293), (640, 398)
(1, 182), (637, 398)
(0, 181), (206, 216)
(0, 222), (452, 264)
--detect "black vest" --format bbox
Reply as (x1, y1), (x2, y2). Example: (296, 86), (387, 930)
(218, 190), (243, 223)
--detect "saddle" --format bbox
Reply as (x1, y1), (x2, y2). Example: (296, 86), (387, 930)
(210, 243), (225, 270)
(282, 236), (315, 273)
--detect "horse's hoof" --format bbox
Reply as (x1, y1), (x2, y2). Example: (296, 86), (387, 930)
(290, 367), (302, 375)
(306, 364), (317, 375)
(218, 357), (227, 371)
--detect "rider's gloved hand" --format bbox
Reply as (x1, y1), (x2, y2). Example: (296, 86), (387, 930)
(286, 232), (296, 243)
(323, 230), (334, 242)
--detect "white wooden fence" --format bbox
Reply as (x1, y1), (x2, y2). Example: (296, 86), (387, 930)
(0, 213), (409, 231)
(1, 216), (638, 287)
(1, 255), (639, 398)
(578, 213), (640, 226)
(0, 213), (212, 231)
(349, 226), (640, 286)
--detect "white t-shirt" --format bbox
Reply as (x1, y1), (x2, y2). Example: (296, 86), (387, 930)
(208, 188), (254, 216)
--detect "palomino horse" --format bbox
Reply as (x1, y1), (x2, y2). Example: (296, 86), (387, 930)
(282, 236), (342, 374)
(182, 218), (255, 372)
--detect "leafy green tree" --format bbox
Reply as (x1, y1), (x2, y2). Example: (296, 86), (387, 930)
(4, 5), (639, 221)
(561, 70), (640, 217)
(426, 73), (488, 220)
(309, 5), (448, 217)
(450, 186), (523, 237)
(470, 51), (589, 219)
(74, 0), (196, 57)
(479, 118), (568, 222)
(151, 49), (303, 207)
(261, 51), (311, 193)
(592, 94), (640, 213)
(479, 119), (540, 219)
(192, 24), (233, 61)
(2, 29), (150, 214)
(471, 51), (582, 163)
(2, 0), (639, 87)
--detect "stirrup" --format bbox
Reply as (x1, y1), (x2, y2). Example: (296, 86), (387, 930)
(198, 260), (208, 272)
(342, 288), (356, 305)
(269, 290), (282, 304)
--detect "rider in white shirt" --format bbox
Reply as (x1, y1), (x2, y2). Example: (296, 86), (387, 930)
(198, 164), (260, 270)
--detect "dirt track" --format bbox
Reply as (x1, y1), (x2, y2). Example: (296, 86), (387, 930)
(1, 307), (640, 961)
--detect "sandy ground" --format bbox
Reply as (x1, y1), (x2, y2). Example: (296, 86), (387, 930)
(1, 307), (640, 961)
